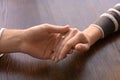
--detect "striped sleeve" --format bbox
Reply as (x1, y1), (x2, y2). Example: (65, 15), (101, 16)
(92, 3), (120, 38)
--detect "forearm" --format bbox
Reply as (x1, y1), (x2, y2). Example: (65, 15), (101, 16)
(0, 29), (24, 53)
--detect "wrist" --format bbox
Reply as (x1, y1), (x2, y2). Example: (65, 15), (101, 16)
(0, 29), (24, 53)
(83, 25), (103, 46)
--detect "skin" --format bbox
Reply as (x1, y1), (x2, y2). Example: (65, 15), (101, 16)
(52, 24), (103, 62)
(0, 24), (70, 60)
(0, 23), (102, 62)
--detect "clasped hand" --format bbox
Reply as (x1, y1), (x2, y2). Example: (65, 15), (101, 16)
(0, 24), (91, 62)
(19, 24), (90, 62)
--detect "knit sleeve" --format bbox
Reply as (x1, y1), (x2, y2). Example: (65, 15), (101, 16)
(93, 3), (120, 38)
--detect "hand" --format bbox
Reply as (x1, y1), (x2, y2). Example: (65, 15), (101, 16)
(52, 25), (102, 62)
(52, 28), (90, 62)
(19, 24), (70, 59)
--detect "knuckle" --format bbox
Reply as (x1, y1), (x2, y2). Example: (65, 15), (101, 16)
(73, 28), (79, 32)
(42, 23), (51, 29)
(80, 33), (90, 43)
(77, 32), (83, 39)
(70, 28), (79, 35)
(77, 32), (86, 40)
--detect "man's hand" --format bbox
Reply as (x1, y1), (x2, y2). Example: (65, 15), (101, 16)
(20, 24), (70, 59)
(0, 24), (70, 60)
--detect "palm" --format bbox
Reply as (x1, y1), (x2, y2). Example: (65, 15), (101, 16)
(20, 24), (68, 60)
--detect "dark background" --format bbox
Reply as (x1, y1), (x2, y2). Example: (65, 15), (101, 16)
(0, 0), (120, 80)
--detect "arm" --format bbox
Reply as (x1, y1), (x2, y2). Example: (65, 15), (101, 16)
(0, 24), (70, 60)
(83, 3), (120, 46)
(54, 3), (120, 61)
(0, 29), (23, 53)
(83, 25), (102, 46)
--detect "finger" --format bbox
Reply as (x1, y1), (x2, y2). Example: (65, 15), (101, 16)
(53, 33), (70, 62)
(51, 40), (62, 61)
(75, 43), (90, 52)
(58, 32), (83, 60)
(45, 36), (56, 59)
(51, 34), (62, 61)
(47, 24), (70, 33)
(54, 28), (79, 61)
(58, 41), (74, 60)
(52, 29), (72, 61)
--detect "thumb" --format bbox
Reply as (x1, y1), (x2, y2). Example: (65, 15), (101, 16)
(75, 43), (90, 52)
(47, 25), (70, 33)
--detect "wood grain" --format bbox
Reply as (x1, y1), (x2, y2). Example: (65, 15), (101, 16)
(0, 0), (120, 80)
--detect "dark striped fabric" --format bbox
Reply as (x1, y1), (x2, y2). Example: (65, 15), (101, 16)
(94, 3), (120, 38)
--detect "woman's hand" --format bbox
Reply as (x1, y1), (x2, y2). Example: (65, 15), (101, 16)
(52, 25), (102, 62)
(52, 28), (90, 62)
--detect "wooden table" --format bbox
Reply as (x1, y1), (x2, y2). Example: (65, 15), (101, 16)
(0, 0), (120, 80)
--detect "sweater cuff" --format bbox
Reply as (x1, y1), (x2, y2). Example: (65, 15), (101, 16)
(93, 3), (120, 38)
